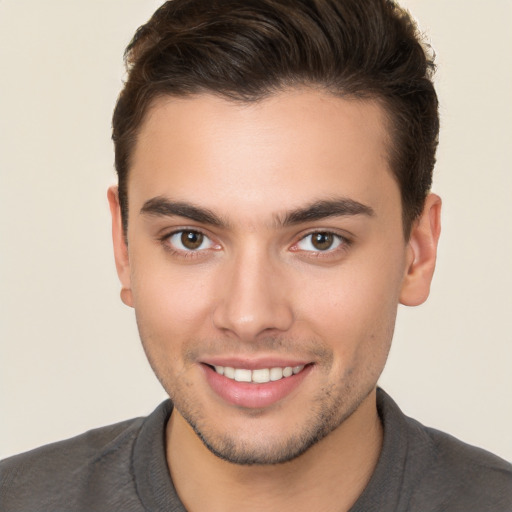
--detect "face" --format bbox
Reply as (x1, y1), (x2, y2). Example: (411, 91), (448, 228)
(110, 89), (436, 465)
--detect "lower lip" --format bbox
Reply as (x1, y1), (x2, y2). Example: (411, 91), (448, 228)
(202, 364), (312, 409)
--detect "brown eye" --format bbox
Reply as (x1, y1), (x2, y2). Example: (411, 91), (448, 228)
(166, 230), (216, 254)
(311, 232), (334, 250)
(296, 232), (343, 252)
(181, 231), (204, 250)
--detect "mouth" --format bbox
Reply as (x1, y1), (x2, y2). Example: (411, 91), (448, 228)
(209, 364), (306, 383)
(201, 361), (313, 409)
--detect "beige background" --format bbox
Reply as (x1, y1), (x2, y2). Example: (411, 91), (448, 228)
(1, 0), (511, 461)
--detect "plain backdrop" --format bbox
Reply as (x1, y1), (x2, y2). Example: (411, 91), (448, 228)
(1, 0), (511, 462)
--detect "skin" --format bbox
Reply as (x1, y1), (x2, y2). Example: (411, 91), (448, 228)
(108, 88), (441, 512)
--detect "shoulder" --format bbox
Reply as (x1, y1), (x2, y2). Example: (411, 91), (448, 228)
(0, 415), (145, 511)
(404, 412), (512, 511)
(373, 389), (512, 512)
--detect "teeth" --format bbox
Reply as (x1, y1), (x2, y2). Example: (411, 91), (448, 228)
(283, 367), (293, 378)
(234, 369), (252, 382)
(252, 368), (270, 383)
(270, 367), (283, 381)
(212, 364), (305, 383)
(224, 366), (235, 379)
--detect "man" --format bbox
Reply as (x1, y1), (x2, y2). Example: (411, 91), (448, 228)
(1, 0), (511, 510)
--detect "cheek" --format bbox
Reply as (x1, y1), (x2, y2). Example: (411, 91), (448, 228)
(130, 257), (216, 343)
(295, 255), (404, 355)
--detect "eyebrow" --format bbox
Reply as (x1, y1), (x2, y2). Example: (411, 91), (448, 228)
(140, 196), (374, 228)
(140, 196), (227, 227)
(280, 198), (375, 226)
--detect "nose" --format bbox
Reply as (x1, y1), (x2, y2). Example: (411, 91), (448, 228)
(212, 248), (294, 340)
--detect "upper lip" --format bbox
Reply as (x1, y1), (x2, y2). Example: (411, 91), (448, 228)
(201, 357), (311, 370)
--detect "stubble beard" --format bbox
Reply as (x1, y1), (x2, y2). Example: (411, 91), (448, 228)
(139, 328), (389, 466)
(179, 378), (375, 466)
(167, 370), (377, 466)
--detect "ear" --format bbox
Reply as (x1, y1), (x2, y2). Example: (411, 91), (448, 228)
(400, 193), (442, 306)
(107, 186), (134, 308)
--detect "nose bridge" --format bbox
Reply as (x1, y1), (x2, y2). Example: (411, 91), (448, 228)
(212, 242), (293, 339)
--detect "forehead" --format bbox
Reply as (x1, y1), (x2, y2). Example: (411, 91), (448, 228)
(128, 89), (398, 224)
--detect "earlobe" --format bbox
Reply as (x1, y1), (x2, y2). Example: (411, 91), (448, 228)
(399, 193), (442, 306)
(107, 186), (134, 308)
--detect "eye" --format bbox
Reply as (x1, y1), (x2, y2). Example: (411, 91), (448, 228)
(295, 232), (344, 252)
(167, 230), (215, 251)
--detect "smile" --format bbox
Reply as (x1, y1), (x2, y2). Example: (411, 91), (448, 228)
(212, 365), (305, 383)
(203, 362), (313, 408)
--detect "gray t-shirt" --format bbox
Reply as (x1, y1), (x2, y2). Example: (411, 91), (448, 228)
(1, 389), (511, 511)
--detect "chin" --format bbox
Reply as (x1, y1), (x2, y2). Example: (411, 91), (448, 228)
(176, 380), (376, 466)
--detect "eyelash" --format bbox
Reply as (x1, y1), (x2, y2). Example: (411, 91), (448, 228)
(159, 228), (218, 259)
(159, 229), (351, 260)
(291, 231), (351, 258)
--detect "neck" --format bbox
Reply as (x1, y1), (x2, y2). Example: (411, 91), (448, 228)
(166, 388), (382, 512)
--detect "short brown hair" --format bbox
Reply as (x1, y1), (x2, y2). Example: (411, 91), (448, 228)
(112, 0), (438, 238)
